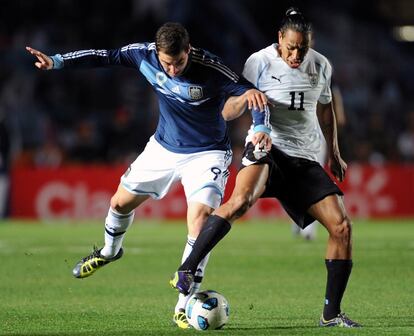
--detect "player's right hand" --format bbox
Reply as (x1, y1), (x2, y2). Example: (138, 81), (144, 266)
(329, 153), (347, 182)
(244, 89), (268, 111)
(26, 46), (53, 70)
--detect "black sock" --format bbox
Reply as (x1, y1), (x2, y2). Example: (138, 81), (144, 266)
(323, 259), (353, 320)
(179, 215), (231, 274)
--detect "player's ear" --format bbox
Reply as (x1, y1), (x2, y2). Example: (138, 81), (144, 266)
(186, 44), (191, 54)
(278, 31), (283, 43)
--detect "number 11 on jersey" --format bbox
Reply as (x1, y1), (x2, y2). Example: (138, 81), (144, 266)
(288, 91), (305, 110)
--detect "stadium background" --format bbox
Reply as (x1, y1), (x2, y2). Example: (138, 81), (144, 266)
(1, 0), (414, 219)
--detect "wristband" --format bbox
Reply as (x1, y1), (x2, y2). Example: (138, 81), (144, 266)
(50, 54), (64, 69)
(253, 124), (271, 134)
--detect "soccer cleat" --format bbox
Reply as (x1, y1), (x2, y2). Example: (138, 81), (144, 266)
(291, 222), (316, 241)
(169, 270), (194, 296)
(72, 247), (123, 278)
(319, 313), (362, 328)
(173, 309), (190, 329)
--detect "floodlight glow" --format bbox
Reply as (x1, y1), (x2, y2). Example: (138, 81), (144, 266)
(393, 25), (414, 42)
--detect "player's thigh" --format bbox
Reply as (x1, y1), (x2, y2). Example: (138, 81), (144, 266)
(308, 194), (347, 233)
(233, 164), (268, 202)
(215, 164), (269, 220)
(180, 150), (232, 210)
(120, 137), (180, 200)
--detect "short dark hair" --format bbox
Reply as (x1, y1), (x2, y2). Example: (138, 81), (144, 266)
(155, 22), (190, 55)
(279, 7), (312, 37)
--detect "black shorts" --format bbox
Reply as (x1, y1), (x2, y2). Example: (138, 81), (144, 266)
(241, 142), (343, 228)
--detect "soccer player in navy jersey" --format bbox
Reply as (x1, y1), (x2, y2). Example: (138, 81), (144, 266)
(170, 9), (361, 328)
(27, 22), (268, 329)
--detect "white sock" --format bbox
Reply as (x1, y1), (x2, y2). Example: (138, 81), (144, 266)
(175, 236), (211, 313)
(100, 208), (134, 258)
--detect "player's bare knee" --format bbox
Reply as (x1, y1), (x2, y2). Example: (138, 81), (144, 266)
(110, 196), (130, 215)
(330, 216), (352, 243)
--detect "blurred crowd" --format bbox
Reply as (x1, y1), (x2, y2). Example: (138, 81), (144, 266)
(1, 0), (414, 170)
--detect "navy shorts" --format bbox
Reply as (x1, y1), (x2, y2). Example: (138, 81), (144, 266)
(241, 142), (343, 228)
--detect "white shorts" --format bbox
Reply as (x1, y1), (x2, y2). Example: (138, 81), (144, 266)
(121, 136), (232, 209)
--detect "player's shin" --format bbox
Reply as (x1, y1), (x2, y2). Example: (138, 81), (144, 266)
(179, 215), (231, 274)
(175, 236), (197, 312)
(175, 237), (211, 311)
(323, 259), (353, 320)
(100, 208), (134, 258)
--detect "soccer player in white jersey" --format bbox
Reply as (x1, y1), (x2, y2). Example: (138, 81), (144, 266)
(26, 22), (269, 329)
(171, 9), (361, 328)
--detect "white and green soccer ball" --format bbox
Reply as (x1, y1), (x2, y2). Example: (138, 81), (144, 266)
(185, 290), (229, 330)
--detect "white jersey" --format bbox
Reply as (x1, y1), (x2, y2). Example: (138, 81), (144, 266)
(243, 44), (332, 161)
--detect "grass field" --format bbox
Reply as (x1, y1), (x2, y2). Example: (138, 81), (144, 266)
(0, 219), (413, 335)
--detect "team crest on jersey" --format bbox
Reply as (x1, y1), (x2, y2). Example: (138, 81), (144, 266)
(156, 72), (168, 86)
(188, 86), (203, 100)
(308, 73), (319, 88)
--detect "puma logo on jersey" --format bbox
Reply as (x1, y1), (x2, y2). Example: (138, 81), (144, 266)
(271, 75), (282, 83)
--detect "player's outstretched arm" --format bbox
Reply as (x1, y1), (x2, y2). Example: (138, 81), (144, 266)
(26, 46), (53, 70)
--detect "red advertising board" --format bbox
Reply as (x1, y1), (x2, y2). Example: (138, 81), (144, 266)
(10, 164), (414, 219)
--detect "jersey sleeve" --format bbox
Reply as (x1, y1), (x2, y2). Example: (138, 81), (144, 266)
(221, 74), (256, 96)
(242, 52), (266, 88)
(318, 60), (333, 104)
(242, 52), (270, 131)
(55, 43), (148, 70)
(201, 51), (254, 96)
(252, 106), (271, 133)
(217, 69), (255, 97)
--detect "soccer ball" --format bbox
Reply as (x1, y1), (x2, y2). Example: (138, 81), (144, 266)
(185, 290), (229, 330)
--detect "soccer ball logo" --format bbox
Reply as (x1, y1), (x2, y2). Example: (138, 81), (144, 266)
(185, 290), (229, 330)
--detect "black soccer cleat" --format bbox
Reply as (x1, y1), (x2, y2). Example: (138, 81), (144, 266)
(72, 247), (123, 278)
(319, 312), (362, 328)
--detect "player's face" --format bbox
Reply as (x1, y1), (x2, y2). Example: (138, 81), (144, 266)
(158, 48), (190, 77)
(278, 29), (310, 68)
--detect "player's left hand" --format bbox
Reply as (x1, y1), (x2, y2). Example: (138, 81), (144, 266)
(329, 153), (347, 182)
(244, 89), (268, 111)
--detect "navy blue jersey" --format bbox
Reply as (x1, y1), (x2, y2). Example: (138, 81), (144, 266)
(56, 43), (255, 153)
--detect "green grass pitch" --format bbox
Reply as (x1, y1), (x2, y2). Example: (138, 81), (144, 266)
(0, 219), (413, 335)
